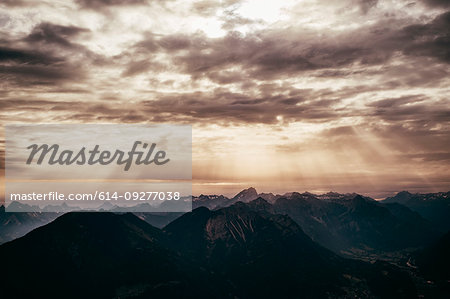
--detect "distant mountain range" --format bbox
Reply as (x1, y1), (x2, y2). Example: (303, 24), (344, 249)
(2, 189), (448, 252)
(383, 191), (450, 232)
(194, 188), (446, 254)
(0, 202), (417, 298)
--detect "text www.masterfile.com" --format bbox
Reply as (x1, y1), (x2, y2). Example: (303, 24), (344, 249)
(9, 191), (182, 201)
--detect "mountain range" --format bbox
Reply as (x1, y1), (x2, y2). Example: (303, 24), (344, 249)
(1, 188), (448, 297)
(0, 212), (213, 298)
(0, 202), (417, 298)
(0, 205), (58, 244)
(383, 191), (450, 231)
(194, 189), (444, 255)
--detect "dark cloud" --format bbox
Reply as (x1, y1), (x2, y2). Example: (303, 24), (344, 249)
(0, 0), (28, 7)
(191, 0), (220, 16)
(0, 98), (152, 124)
(75, 0), (148, 9)
(357, 0), (378, 14)
(421, 0), (450, 8)
(367, 95), (426, 108)
(122, 10), (449, 85)
(132, 31), (323, 80)
(401, 11), (450, 62)
(0, 150), (4, 170)
(0, 99), (82, 111)
(134, 34), (160, 51)
(0, 64), (81, 84)
(134, 88), (342, 125)
(119, 33), (205, 77)
(0, 47), (63, 65)
(206, 69), (247, 84)
(0, 2), (448, 134)
(405, 152), (450, 162)
(24, 22), (89, 49)
(121, 59), (163, 76)
(0, 22), (93, 87)
(191, 0), (243, 17)
(375, 61), (450, 89)
(159, 34), (192, 51)
(369, 99), (450, 123)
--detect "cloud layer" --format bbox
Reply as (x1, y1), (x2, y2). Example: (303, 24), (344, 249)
(0, 0), (449, 195)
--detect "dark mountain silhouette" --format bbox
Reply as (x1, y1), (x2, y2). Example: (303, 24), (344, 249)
(383, 191), (450, 231)
(133, 212), (184, 228)
(0, 203), (418, 299)
(0, 205), (58, 244)
(382, 202), (435, 233)
(2, 189), (447, 298)
(164, 202), (416, 298)
(0, 212), (211, 299)
(257, 192), (279, 203)
(415, 230), (450, 294)
(246, 196), (275, 213)
(190, 189), (443, 254)
(272, 194), (438, 253)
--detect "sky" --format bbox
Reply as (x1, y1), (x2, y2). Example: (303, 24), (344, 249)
(0, 0), (449, 198)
